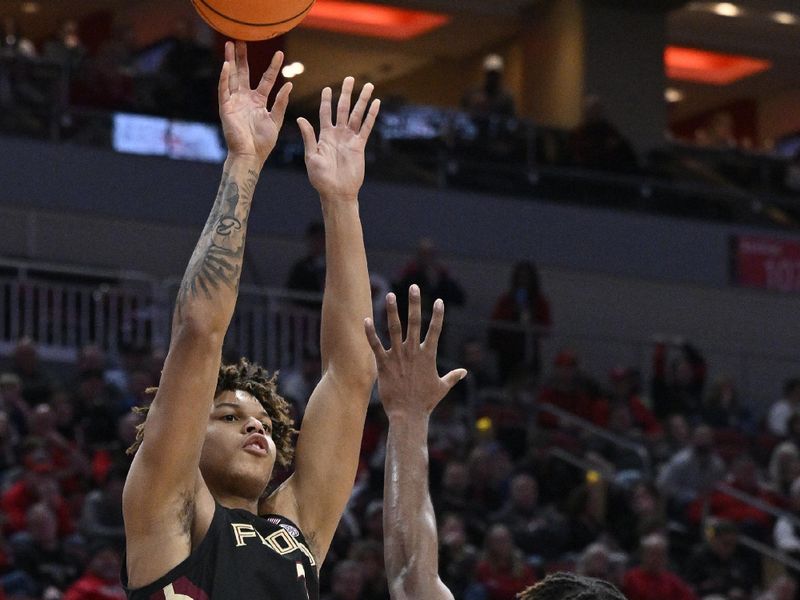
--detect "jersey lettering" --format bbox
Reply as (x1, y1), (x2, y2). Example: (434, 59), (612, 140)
(163, 584), (194, 599)
(230, 523), (316, 566)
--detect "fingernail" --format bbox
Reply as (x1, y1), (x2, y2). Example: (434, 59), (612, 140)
(435, 299), (443, 310)
(387, 293), (396, 304)
(460, 371), (467, 381)
(410, 285), (419, 296)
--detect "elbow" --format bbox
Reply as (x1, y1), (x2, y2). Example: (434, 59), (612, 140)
(327, 357), (377, 395)
(172, 316), (225, 348)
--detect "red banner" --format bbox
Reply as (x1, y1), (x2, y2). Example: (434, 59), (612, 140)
(733, 235), (800, 292)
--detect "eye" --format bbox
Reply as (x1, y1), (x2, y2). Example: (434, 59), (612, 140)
(222, 414), (238, 422)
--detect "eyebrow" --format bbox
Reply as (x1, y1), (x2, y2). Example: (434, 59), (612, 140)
(213, 402), (271, 420)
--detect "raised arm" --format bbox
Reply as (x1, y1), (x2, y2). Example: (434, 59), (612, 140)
(365, 286), (466, 600)
(123, 41), (291, 585)
(264, 78), (380, 562)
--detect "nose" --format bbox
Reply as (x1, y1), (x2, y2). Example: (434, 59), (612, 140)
(243, 417), (265, 435)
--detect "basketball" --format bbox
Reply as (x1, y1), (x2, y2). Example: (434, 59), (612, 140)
(191, 0), (316, 41)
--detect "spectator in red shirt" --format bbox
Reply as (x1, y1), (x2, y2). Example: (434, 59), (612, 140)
(63, 544), (126, 600)
(488, 261), (551, 380)
(1, 450), (74, 537)
(537, 350), (601, 428)
(689, 454), (785, 534)
(623, 533), (697, 600)
(594, 367), (662, 439)
(475, 524), (537, 600)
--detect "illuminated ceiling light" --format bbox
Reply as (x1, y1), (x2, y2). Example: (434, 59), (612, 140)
(771, 11), (798, 25)
(301, 0), (450, 40)
(281, 62), (305, 79)
(665, 46), (771, 85)
(711, 2), (742, 17)
(665, 88), (684, 103)
(20, 1), (39, 14)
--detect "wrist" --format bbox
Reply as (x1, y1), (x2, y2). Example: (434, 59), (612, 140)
(385, 408), (432, 426)
(225, 153), (265, 174)
(319, 191), (359, 204)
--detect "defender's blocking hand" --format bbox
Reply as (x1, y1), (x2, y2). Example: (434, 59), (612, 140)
(365, 284), (466, 419)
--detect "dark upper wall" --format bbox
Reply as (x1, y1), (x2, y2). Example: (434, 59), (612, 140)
(5, 135), (793, 289)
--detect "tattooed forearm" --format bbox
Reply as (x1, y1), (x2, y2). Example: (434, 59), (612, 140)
(177, 169), (259, 310)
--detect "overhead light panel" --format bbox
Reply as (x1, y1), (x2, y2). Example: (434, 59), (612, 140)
(665, 88), (684, 103)
(281, 62), (305, 79)
(301, 0), (450, 40)
(771, 11), (798, 25)
(665, 46), (771, 85)
(711, 3), (742, 17)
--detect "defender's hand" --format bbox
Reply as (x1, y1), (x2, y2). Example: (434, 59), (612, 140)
(365, 285), (466, 419)
(218, 41), (292, 165)
(297, 77), (380, 202)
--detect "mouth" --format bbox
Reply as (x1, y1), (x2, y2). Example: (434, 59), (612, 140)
(242, 433), (269, 457)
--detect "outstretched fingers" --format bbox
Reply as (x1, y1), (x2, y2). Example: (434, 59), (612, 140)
(359, 98), (381, 141)
(336, 77), (354, 127)
(296, 117), (317, 157)
(319, 87), (333, 129)
(268, 81), (292, 128)
(225, 41), (238, 94)
(234, 41), (250, 91)
(256, 50), (285, 99)
(348, 82), (374, 132)
(364, 318), (387, 362)
(442, 368), (468, 391)
(218, 60), (231, 106)
(386, 293), (403, 350)
(422, 298), (444, 352)
(407, 285), (421, 348)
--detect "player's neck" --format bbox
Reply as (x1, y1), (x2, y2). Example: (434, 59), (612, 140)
(213, 492), (260, 514)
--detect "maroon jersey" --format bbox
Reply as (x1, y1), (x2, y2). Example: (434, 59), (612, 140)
(123, 503), (318, 600)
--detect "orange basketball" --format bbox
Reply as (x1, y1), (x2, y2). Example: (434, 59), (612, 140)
(192, 0), (316, 41)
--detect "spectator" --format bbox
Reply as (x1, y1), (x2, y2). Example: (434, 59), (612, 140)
(570, 95), (637, 172)
(349, 540), (387, 600)
(622, 533), (697, 600)
(774, 477), (800, 559)
(691, 455), (784, 535)
(578, 542), (626, 589)
(286, 221), (326, 309)
(439, 513), (480, 598)
(650, 339), (706, 420)
(322, 559), (365, 600)
(79, 465), (125, 549)
(563, 481), (607, 554)
(43, 20), (86, 72)
(462, 54), (515, 119)
(394, 238), (465, 345)
(595, 367), (661, 439)
(278, 350), (321, 418)
(72, 364), (125, 449)
(587, 403), (650, 474)
(767, 378), (800, 437)
(2, 450), (74, 536)
(475, 524), (537, 600)
(657, 425), (726, 509)
(62, 544), (125, 600)
(536, 350), (601, 428)
(12, 339), (53, 406)
(684, 519), (758, 598)
(490, 473), (566, 558)
(767, 441), (800, 496)
(154, 18), (215, 120)
(451, 337), (498, 409)
(608, 480), (667, 553)
(8, 502), (80, 593)
(652, 413), (691, 464)
(488, 261), (551, 380)
(701, 375), (753, 433)
(755, 575), (797, 600)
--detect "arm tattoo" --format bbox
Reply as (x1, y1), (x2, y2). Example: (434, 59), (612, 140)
(177, 169), (259, 307)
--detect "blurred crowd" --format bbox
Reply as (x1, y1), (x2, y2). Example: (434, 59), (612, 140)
(0, 242), (799, 600)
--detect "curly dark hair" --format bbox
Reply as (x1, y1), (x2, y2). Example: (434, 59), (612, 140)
(518, 573), (626, 600)
(127, 358), (296, 467)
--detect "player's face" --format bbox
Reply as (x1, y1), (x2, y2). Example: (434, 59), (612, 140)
(200, 389), (277, 501)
